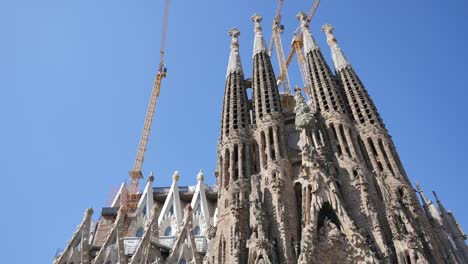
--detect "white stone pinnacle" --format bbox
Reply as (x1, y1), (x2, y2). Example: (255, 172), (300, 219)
(251, 14), (268, 57)
(322, 24), (351, 71)
(226, 28), (243, 77)
(197, 169), (204, 181)
(297, 12), (319, 54)
(172, 170), (180, 182)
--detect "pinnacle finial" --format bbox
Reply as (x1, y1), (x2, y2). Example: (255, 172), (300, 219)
(252, 13), (267, 56)
(321, 24), (350, 71)
(415, 181), (423, 192)
(226, 27), (243, 77)
(322, 24), (337, 46)
(415, 181), (431, 205)
(251, 13), (263, 25)
(297, 11), (318, 53)
(229, 28), (240, 47)
(172, 171), (180, 182)
(197, 169), (205, 181)
(148, 171), (155, 182)
(296, 12), (309, 29)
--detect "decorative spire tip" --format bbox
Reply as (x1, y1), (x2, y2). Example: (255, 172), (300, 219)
(322, 23), (350, 71)
(252, 13), (267, 56)
(197, 169), (205, 181)
(226, 27), (243, 77)
(297, 11), (318, 53)
(229, 28), (240, 38)
(172, 171), (180, 182)
(147, 171), (155, 183)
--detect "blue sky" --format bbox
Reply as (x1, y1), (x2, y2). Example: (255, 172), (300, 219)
(2, 0), (468, 263)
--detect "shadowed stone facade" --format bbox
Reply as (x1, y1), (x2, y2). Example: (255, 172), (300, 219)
(54, 12), (468, 264)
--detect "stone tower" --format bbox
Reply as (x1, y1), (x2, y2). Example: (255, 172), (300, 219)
(207, 27), (253, 264)
(54, 11), (468, 264)
(205, 13), (468, 264)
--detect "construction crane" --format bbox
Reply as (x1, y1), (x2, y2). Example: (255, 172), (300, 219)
(286, 0), (320, 99)
(128, 0), (171, 194)
(268, 0), (292, 95)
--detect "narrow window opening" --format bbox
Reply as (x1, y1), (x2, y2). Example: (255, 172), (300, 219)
(233, 144), (239, 181)
(377, 162), (383, 172)
(261, 131), (267, 167)
(378, 139), (394, 175)
(276, 126), (283, 158)
(269, 127), (276, 160)
(367, 138), (378, 156)
(224, 149), (230, 188)
(330, 123), (343, 156)
(358, 136), (373, 170)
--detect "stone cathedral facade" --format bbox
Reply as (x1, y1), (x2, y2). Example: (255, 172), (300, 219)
(54, 13), (468, 264)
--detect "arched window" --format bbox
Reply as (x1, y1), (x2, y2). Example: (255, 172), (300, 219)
(164, 226), (172, 236)
(136, 227), (144, 238)
(193, 225), (200, 236)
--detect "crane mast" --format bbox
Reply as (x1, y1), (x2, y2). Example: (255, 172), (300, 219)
(291, 34), (312, 97)
(269, 0), (292, 95)
(286, 0), (320, 99)
(129, 0), (171, 194)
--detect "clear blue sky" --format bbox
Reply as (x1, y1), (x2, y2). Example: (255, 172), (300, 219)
(2, 0), (468, 263)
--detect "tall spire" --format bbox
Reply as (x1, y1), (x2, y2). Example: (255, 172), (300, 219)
(297, 12), (319, 54)
(322, 23), (384, 128)
(415, 182), (443, 225)
(297, 13), (346, 115)
(433, 191), (468, 261)
(220, 28), (250, 139)
(226, 28), (243, 77)
(252, 14), (268, 57)
(322, 24), (350, 71)
(251, 13), (282, 121)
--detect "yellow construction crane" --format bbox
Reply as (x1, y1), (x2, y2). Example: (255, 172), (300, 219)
(129, 0), (171, 194)
(268, 0), (292, 95)
(286, 0), (320, 98)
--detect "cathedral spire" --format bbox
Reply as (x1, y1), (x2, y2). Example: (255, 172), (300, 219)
(416, 182), (443, 225)
(322, 23), (384, 128)
(297, 12), (319, 54)
(251, 13), (282, 121)
(251, 14), (267, 57)
(226, 28), (243, 77)
(297, 14), (346, 115)
(220, 28), (250, 139)
(322, 24), (350, 71)
(433, 191), (468, 261)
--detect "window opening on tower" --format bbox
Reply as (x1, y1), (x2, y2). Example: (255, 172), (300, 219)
(269, 127), (276, 160)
